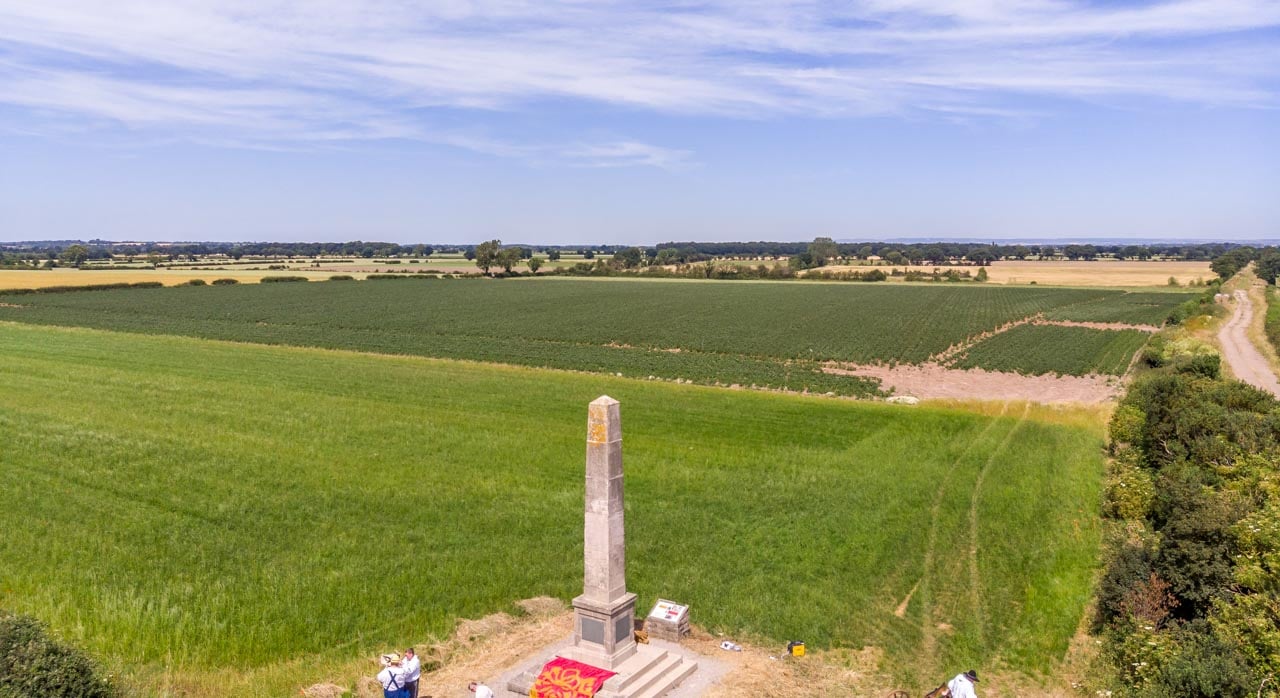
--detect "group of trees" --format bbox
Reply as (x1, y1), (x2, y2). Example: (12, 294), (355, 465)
(1094, 297), (1280, 696)
(471, 240), (546, 275)
(1210, 246), (1280, 284)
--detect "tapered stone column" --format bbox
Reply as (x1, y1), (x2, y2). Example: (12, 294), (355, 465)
(569, 395), (638, 669)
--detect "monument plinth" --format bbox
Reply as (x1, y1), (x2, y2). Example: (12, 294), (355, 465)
(508, 396), (696, 697)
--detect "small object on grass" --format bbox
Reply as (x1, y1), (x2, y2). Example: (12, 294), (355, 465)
(787, 640), (805, 657)
(718, 640), (742, 651)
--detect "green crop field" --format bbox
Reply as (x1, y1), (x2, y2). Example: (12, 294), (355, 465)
(0, 322), (1103, 696)
(950, 324), (1151, 376)
(0, 278), (1191, 388)
(1041, 291), (1190, 325)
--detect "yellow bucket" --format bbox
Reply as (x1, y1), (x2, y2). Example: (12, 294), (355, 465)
(788, 641), (805, 657)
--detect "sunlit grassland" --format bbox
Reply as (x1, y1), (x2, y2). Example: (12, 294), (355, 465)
(0, 323), (1103, 696)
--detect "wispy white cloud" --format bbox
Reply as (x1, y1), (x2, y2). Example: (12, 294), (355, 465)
(0, 0), (1276, 164)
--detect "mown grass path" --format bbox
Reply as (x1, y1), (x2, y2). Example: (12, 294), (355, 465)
(0, 323), (1103, 696)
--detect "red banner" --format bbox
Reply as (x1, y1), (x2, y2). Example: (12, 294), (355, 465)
(529, 657), (617, 698)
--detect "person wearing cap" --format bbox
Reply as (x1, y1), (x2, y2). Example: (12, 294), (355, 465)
(402, 647), (421, 698)
(468, 680), (495, 698)
(947, 669), (979, 698)
(377, 652), (411, 698)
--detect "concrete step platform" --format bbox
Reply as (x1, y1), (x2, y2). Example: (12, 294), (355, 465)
(509, 644), (698, 698)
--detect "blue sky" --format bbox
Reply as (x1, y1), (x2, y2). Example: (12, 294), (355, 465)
(1, 1), (1278, 244)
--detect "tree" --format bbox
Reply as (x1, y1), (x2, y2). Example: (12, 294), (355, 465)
(547, 249), (561, 261)
(583, 250), (595, 260)
(528, 256), (544, 273)
(497, 247), (522, 273)
(612, 247), (643, 269)
(788, 252), (816, 270)
(59, 244), (89, 267)
(966, 247), (997, 266)
(923, 245), (947, 265)
(807, 237), (838, 267)
(474, 239), (501, 274)
(1255, 248), (1280, 285)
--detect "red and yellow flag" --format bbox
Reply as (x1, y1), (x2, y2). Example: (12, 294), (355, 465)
(530, 657), (617, 698)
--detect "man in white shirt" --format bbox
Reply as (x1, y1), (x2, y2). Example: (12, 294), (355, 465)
(469, 680), (495, 698)
(947, 669), (979, 698)
(377, 653), (409, 697)
(402, 647), (421, 698)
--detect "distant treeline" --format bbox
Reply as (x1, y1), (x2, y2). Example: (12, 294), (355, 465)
(0, 239), (1258, 268)
(651, 240), (1237, 263)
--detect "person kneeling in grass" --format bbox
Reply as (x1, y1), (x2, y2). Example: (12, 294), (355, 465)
(946, 669), (979, 698)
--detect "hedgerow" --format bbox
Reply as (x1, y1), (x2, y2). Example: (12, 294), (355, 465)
(1092, 326), (1280, 697)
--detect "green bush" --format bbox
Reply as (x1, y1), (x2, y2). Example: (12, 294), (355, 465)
(1174, 353), (1221, 379)
(1152, 464), (1240, 619)
(211, 278), (239, 286)
(1096, 543), (1156, 629)
(259, 276), (308, 283)
(1144, 620), (1256, 698)
(184, 279), (207, 286)
(1106, 457), (1155, 521)
(0, 611), (118, 697)
(328, 275), (354, 281)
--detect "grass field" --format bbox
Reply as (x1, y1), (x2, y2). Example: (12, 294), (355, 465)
(0, 278), (1191, 386)
(0, 322), (1103, 696)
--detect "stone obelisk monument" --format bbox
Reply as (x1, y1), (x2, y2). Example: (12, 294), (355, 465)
(508, 396), (696, 697)
(568, 395), (638, 669)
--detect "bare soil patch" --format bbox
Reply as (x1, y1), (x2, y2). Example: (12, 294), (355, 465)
(1034, 318), (1158, 332)
(825, 363), (1121, 404)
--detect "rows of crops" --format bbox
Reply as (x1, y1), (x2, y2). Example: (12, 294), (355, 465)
(0, 323), (1105, 696)
(950, 324), (1151, 376)
(0, 279), (1190, 384)
(1040, 291), (1186, 325)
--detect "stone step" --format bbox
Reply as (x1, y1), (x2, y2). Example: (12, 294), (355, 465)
(624, 654), (688, 698)
(610, 647), (670, 690)
(632, 657), (698, 698)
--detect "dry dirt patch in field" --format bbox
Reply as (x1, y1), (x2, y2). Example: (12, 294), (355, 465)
(825, 362), (1122, 403)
